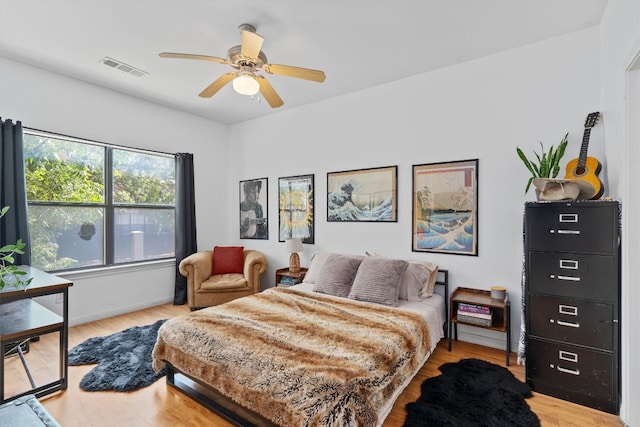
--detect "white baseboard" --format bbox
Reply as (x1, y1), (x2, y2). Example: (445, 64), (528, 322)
(69, 296), (174, 327)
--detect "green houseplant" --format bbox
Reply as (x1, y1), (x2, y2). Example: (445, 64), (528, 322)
(0, 206), (33, 290)
(516, 132), (569, 194)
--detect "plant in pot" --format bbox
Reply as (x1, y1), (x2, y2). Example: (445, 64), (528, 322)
(516, 132), (569, 195)
(1, 206), (33, 290)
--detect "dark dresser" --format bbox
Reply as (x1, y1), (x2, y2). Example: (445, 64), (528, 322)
(524, 200), (620, 414)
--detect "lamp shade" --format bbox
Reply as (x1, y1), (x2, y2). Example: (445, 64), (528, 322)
(284, 238), (303, 254)
(232, 74), (260, 96)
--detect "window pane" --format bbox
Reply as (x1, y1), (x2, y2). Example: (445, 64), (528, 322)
(114, 208), (175, 263)
(113, 150), (175, 205)
(28, 206), (104, 271)
(23, 134), (105, 203)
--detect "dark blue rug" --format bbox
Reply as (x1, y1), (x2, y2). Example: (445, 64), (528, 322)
(68, 319), (167, 392)
(404, 358), (540, 427)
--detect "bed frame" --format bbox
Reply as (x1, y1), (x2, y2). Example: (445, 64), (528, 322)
(165, 269), (449, 427)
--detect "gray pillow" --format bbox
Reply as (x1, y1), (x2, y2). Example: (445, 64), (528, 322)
(348, 257), (409, 306)
(312, 254), (363, 297)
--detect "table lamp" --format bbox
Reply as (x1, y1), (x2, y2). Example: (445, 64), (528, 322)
(284, 238), (303, 273)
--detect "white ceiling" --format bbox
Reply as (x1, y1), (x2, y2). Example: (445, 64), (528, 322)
(0, 0), (608, 125)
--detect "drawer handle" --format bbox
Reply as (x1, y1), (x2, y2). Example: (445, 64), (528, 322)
(559, 305), (578, 316)
(556, 229), (580, 235)
(557, 366), (580, 376)
(559, 350), (578, 363)
(557, 320), (580, 328)
(559, 259), (578, 270)
(559, 213), (578, 223)
(555, 275), (580, 282)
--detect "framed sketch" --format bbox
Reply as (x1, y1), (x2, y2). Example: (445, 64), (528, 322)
(278, 174), (314, 243)
(412, 159), (478, 255)
(239, 178), (268, 239)
(327, 165), (397, 222)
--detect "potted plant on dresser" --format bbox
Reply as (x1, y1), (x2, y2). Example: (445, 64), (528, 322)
(516, 133), (569, 197)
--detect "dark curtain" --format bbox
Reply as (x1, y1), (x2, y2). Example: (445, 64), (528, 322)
(0, 118), (31, 265)
(174, 153), (197, 305)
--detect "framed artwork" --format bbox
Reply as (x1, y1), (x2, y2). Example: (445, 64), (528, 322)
(239, 177), (268, 239)
(327, 165), (397, 222)
(412, 159), (478, 255)
(278, 174), (314, 243)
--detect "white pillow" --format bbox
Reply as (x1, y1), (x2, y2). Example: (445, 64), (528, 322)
(399, 262), (430, 300)
(413, 260), (439, 299)
(302, 251), (332, 284)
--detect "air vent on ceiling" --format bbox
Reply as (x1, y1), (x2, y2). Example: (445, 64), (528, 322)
(100, 56), (149, 77)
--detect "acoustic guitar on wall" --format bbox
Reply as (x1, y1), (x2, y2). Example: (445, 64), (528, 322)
(240, 209), (267, 237)
(564, 112), (604, 199)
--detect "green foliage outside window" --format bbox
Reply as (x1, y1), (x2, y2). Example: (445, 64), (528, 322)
(23, 132), (175, 271)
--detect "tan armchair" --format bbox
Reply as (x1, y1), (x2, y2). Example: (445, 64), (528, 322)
(179, 249), (268, 310)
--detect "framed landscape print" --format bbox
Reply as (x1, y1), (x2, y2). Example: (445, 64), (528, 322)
(239, 177), (268, 239)
(278, 174), (314, 243)
(412, 159), (478, 255)
(327, 165), (397, 222)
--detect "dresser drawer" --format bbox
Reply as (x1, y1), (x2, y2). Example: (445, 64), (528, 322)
(527, 294), (614, 350)
(528, 251), (617, 303)
(525, 202), (618, 254)
(526, 338), (616, 408)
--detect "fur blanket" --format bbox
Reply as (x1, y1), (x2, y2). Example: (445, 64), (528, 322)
(152, 287), (432, 427)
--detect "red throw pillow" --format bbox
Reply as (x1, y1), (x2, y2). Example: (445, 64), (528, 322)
(212, 246), (245, 275)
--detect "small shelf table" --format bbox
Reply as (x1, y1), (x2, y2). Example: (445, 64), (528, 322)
(275, 267), (308, 287)
(0, 267), (73, 403)
(448, 287), (511, 366)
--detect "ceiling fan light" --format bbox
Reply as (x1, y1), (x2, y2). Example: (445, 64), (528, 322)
(233, 73), (260, 96)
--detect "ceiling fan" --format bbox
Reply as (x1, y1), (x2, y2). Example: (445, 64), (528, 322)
(159, 24), (326, 108)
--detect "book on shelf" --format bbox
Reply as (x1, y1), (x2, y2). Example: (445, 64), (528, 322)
(457, 313), (493, 327)
(279, 276), (299, 285)
(458, 302), (491, 315)
(456, 309), (492, 320)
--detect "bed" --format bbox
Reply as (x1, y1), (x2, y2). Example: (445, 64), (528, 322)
(153, 253), (448, 427)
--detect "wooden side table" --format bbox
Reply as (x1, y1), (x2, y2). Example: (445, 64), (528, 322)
(448, 287), (511, 365)
(275, 267), (308, 287)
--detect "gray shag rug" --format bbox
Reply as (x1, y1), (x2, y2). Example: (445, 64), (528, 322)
(68, 319), (167, 392)
(404, 358), (540, 427)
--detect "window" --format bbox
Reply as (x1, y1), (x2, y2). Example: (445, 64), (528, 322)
(23, 130), (175, 272)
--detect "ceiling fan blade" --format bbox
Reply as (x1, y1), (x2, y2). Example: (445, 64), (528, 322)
(240, 30), (264, 60)
(256, 75), (284, 108)
(263, 64), (326, 82)
(199, 72), (236, 98)
(159, 52), (229, 64)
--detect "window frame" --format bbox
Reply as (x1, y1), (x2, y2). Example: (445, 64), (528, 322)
(23, 129), (176, 273)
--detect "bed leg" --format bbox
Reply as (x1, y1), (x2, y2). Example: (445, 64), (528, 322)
(166, 364), (175, 385)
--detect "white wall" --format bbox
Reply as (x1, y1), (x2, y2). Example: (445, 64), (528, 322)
(601, 0), (640, 424)
(229, 28), (601, 350)
(0, 57), (229, 324)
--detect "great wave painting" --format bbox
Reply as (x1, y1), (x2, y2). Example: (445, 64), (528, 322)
(412, 159), (478, 255)
(327, 166), (397, 222)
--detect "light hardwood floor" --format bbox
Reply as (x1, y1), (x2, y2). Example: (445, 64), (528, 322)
(4, 303), (624, 427)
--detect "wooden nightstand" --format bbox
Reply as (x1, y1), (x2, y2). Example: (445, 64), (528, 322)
(275, 267), (308, 287)
(448, 286), (511, 365)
